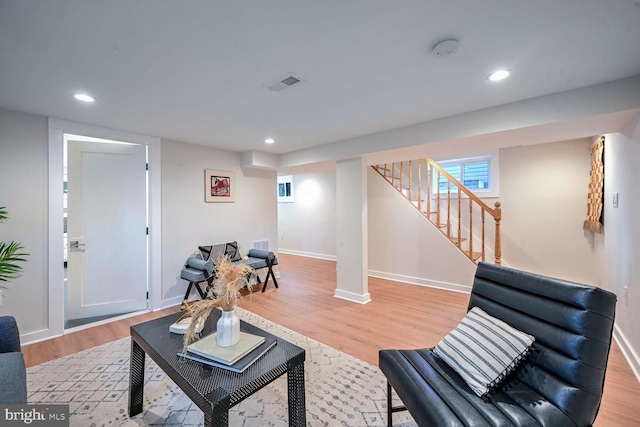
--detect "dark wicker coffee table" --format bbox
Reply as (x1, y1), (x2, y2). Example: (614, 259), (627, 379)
(128, 311), (306, 427)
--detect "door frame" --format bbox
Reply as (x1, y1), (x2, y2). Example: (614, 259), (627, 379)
(47, 118), (162, 339)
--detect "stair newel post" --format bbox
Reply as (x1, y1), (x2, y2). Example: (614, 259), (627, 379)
(408, 160), (413, 203)
(494, 201), (502, 265)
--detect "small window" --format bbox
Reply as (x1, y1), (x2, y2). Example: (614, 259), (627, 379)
(277, 175), (294, 203)
(434, 156), (493, 195)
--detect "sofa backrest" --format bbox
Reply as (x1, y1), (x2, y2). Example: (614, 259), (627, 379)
(0, 315), (21, 353)
(199, 241), (243, 264)
(468, 262), (616, 427)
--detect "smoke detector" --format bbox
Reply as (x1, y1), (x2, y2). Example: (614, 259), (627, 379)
(264, 73), (304, 93)
(432, 39), (459, 58)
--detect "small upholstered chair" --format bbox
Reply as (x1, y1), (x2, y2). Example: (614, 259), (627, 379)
(180, 242), (279, 300)
(379, 262), (617, 427)
(0, 315), (27, 404)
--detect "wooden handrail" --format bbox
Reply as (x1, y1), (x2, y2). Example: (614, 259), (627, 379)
(371, 159), (502, 265)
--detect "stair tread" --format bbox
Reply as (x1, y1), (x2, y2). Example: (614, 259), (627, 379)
(450, 236), (468, 243)
(467, 251), (483, 261)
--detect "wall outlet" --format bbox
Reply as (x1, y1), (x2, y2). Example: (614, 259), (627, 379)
(613, 192), (619, 208)
(623, 286), (628, 306)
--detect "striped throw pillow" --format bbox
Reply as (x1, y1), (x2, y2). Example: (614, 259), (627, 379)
(433, 307), (535, 397)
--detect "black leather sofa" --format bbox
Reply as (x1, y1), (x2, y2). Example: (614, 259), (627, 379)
(379, 262), (617, 427)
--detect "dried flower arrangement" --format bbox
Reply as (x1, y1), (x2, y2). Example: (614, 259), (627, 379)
(182, 255), (254, 352)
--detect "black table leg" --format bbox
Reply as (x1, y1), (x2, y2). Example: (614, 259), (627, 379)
(128, 339), (146, 416)
(204, 390), (230, 427)
(287, 362), (306, 427)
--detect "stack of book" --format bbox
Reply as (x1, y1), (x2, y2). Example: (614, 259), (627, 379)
(178, 331), (277, 373)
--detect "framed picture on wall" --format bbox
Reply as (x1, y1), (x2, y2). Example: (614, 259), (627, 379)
(205, 169), (235, 203)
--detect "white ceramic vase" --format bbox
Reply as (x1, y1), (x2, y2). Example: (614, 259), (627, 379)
(216, 309), (240, 347)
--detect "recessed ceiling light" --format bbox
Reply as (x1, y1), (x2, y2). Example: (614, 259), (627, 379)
(265, 138), (275, 144)
(488, 70), (510, 81)
(73, 93), (95, 102)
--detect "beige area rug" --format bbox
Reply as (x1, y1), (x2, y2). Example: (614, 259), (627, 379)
(27, 308), (417, 426)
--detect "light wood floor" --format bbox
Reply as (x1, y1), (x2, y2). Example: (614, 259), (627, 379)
(23, 254), (640, 426)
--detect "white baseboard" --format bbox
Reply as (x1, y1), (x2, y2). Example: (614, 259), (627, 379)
(368, 270), (471, 294)
(159, 295), (184, 310)
(277, 248), (336, 261)
(613, 323), (640, 384)
(334, 289), (372, 304)
(21, 328), (63, 346)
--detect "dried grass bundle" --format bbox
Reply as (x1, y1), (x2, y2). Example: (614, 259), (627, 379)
(182, 255), (254, 352)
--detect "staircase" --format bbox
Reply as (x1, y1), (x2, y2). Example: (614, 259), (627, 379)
(372, 159), (502, 265)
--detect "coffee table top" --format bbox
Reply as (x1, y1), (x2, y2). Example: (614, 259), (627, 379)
(130, 311), (305, 408)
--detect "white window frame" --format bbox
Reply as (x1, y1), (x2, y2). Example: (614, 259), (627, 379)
(278, 175), (294, 203)
(432, 151), (499, 198)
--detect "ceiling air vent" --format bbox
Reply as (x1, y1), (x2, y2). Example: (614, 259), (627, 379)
(264, 73), (303, 93)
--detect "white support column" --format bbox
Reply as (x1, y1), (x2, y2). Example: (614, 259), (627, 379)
(335, 157), (371, 304)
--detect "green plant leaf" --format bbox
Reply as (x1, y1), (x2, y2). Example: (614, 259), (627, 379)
(0, 207), (28, 285)
(0, 241), (28, 282)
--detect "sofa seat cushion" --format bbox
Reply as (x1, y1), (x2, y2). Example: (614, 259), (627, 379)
(379, 348), (573, 427)
(180, 267), (207, 283)
(243, 257), (268, 270)
(433, 307), (535, 397)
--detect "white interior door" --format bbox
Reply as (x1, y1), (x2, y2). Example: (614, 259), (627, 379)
(66, 139), (148, 321)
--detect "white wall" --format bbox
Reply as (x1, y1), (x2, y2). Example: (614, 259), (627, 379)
(277, 170), (336, 259)
(599, 117), (640, 379)
(160, 139), (278, 306)
(0, 108), (49, 335)
(279, 139), (598, 293)
(0, 108), (278, 341)
(498, 138), (597, 284)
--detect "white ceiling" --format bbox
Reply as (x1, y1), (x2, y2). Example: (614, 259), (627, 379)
(1, 1), (640, 157)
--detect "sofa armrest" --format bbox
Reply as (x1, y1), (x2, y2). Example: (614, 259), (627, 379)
(185, 255), (215, 275)
(246, 249), (277, 264)
(0, 315), (21, 353)
(0, 352), (27, 404)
